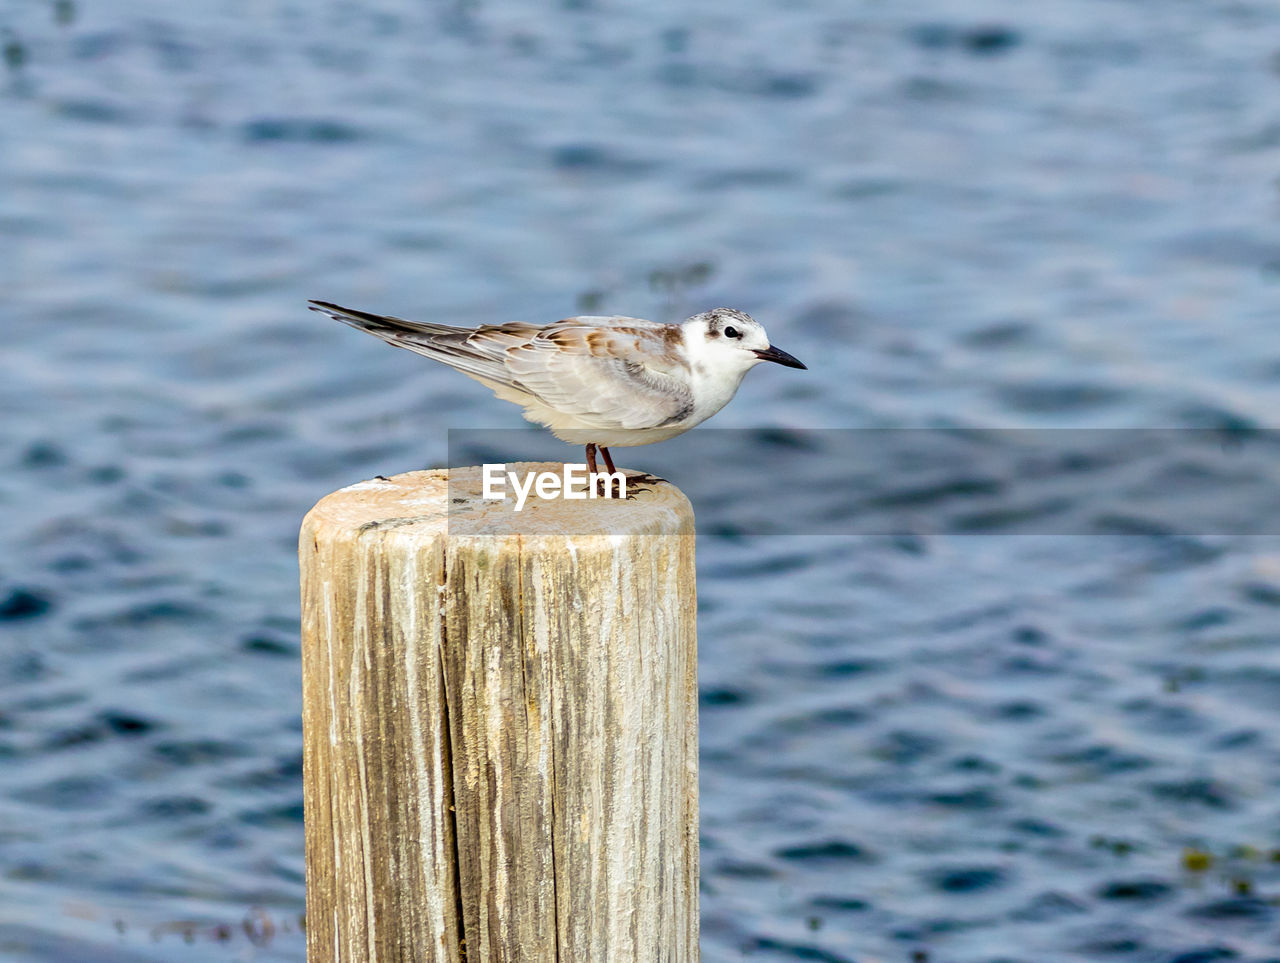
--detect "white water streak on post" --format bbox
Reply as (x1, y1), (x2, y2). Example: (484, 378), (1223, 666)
(299, 465), (699, 961)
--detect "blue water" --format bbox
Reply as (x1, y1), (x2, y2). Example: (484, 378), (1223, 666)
(3, 0), (1280, 960)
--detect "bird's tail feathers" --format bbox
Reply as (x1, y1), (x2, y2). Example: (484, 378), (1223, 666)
(308, 299), (527, 392)
(307, 300), (466, 339)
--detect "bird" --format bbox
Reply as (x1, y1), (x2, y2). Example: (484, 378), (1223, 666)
(307, 300), (806, 477)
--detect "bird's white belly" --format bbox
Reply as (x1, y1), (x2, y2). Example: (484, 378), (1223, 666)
(517, 363), (747, 448)
(529, 404), (697, 447)
(533, 399), (729, 448)
(546, 423), (695, 447)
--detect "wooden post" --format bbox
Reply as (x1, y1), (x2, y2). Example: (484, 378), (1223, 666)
(299, 465), (698, 962)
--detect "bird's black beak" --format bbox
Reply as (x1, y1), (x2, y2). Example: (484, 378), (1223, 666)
(754, 345), (807, 369)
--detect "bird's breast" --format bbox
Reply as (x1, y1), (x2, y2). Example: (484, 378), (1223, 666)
(688, 368), (749, 422)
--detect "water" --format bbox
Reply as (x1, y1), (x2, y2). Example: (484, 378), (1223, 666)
(3, 0), (1280, 959)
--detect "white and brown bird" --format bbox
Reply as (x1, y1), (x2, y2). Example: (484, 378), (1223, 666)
(308, 301), (806, 475)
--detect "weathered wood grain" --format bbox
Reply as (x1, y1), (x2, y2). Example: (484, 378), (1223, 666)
(300, 465), (698, 962)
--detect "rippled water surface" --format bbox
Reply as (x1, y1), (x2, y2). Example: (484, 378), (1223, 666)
(4, 0), (1280, 960)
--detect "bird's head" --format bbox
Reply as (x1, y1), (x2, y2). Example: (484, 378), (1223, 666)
(682, 308), (806, 376)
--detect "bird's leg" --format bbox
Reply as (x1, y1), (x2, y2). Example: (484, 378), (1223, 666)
(600, 446), (618, 475)
(585, 443), (603, 497)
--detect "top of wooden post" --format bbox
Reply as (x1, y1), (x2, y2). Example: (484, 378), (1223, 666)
(303, 463), (694, 538)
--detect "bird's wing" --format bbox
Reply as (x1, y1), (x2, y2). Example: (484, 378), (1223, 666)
(309, 302), (694, 429)
(497, 320), (694, 430)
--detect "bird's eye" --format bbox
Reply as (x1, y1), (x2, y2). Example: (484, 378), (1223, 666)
(724, 326), (740, 339)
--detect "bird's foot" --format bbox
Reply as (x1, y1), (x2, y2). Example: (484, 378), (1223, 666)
(623, 472), (665, 498)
